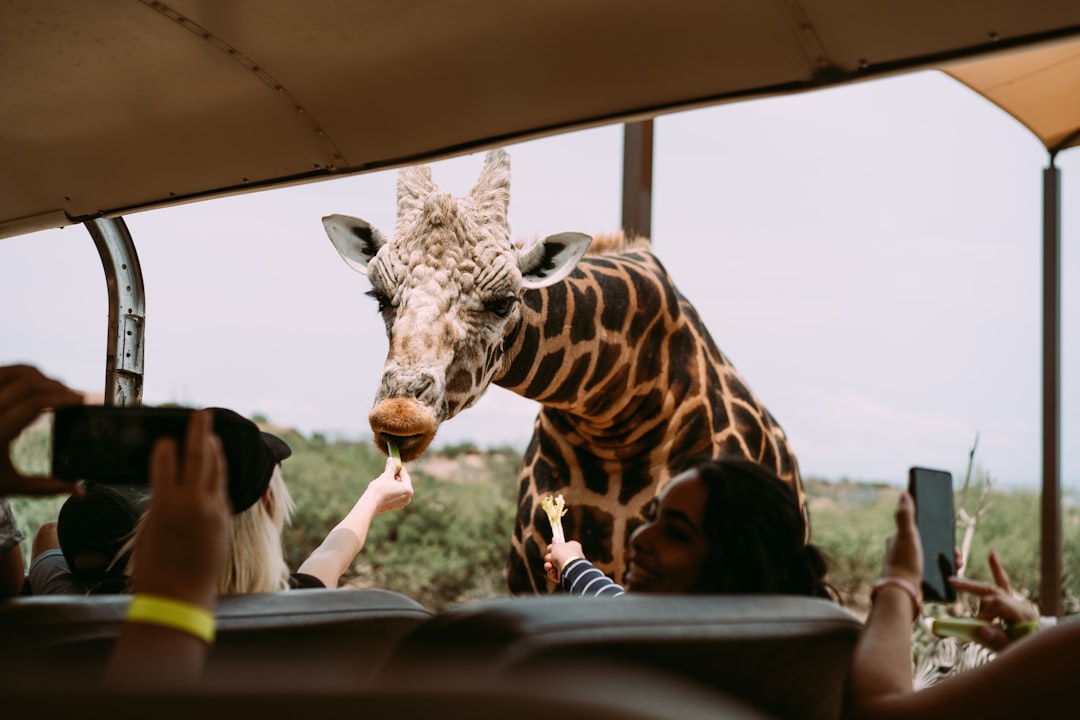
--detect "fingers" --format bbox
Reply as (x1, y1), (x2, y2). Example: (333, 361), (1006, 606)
(209, 434), (230, 511)
(0, 364), (78, 405)
(974, 623), (1012, 653)
(988, 549), (1013, 595)
(881, 492), (923, 585)
(0, 474), (82, 498)
(149, 410), (226, 507)
(0, 366), (83, 496)
(181, 409), (215, 490)
(0, 366), (82, 440)
(895, 492), (917, 537)
(149, 436), (180, 496)
(384, 455), (409, 480)
(972, 594), (1010, 622)
(188, 410), (229, 510)
(973, 617), (1026, 653)
(369, 460), (414, 513)
(949, 576), (998, 598)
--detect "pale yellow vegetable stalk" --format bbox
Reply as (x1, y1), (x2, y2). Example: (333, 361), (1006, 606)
(387, 439), (403, 474)
(541, 493), (567, 544)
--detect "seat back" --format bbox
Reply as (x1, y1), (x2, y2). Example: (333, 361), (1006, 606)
(6, 659), (777, 720)
(2, 588), (432, 692)
(376, 594), (862, 720)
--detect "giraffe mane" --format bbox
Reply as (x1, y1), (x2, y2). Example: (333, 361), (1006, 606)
(514, 230), (650, 255)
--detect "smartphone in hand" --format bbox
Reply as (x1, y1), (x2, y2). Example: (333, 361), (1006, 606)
(52, 405), (194, 484)
(908, 466), (957, 603)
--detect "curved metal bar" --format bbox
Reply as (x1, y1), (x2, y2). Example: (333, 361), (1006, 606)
(86, 217), (145, 407)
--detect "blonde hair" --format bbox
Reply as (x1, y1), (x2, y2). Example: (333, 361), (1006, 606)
(218, 465), (294, 593)
(124, 464), (295, 594)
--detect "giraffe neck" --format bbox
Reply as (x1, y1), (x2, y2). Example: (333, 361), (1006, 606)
(496, 247), (803, 594)
(495, 249), (677, 443)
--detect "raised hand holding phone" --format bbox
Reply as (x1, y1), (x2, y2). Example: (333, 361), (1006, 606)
(907, 467), (957, 603)
(0, 365), (84, 497)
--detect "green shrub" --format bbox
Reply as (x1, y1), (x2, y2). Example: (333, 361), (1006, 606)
(806, 479), (899, 610)
(9, 421), (67, 568)
(279, 433), (519, 610)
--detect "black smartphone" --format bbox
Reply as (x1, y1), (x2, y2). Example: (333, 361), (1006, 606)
(907, 466), (957, 602)
(52, 405), (195, 484)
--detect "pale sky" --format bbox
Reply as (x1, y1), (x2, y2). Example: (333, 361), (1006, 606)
(2, 70), (1076, 489)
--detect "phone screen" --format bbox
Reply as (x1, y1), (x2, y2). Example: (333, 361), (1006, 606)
(52, 405), (193, 484)
(907, 466), (957, 602)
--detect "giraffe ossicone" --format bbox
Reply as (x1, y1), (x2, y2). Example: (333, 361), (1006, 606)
(323, 148), (805, 594)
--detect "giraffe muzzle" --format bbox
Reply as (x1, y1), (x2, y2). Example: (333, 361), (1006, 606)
(369, 397), (438, 462)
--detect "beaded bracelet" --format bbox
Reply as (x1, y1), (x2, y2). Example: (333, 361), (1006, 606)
(126, 594), (216, 644)
(870, 577), (922, 622)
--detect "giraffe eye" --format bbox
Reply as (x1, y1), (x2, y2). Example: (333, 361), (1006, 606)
(365, 289), (392, 313)
(485, 295), (518, 318)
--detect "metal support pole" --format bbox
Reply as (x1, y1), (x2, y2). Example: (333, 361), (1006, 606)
(621, 120), (654, 240)
(1040, 157), (1061, 617)
(86, 217), (146, 408)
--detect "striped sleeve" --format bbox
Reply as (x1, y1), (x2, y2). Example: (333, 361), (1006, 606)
(560, 558), (625, 597)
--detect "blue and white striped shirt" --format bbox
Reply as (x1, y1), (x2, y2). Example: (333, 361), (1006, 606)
(560, 558), (625, 597)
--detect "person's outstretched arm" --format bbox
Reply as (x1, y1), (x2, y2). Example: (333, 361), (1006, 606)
(106, 409), (232, 690)
(296, 457), (413, 588)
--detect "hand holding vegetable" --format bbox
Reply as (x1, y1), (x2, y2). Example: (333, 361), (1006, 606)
(544, 539), (584, 583)
(946, 549), (1040, 652)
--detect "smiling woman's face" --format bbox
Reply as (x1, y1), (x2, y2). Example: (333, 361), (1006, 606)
(624, 470), (710, 593)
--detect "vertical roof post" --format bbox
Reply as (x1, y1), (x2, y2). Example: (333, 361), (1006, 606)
(621, 120), (654, 240)
(1040, 155), (1061, 618)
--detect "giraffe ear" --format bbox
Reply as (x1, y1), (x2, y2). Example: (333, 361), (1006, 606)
(469, 148), (511, 220)
(322, 214), (388, 275)
(518, 232), (592, 289)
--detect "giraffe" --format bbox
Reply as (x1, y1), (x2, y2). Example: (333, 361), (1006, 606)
(322, 148), (804, 594)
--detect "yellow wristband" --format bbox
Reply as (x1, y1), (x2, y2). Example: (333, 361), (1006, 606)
(126, 594), (216, 644)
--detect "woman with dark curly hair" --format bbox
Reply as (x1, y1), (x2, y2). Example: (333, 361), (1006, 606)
(544, 456), (833, 600)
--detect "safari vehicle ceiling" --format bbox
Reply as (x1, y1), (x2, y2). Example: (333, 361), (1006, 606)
(2, 1), (1079, 610)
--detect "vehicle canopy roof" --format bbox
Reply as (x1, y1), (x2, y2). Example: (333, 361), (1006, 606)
(2, 0), (1079, 239)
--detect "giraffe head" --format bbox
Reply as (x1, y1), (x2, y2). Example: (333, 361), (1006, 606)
(323, 149), (591, 462)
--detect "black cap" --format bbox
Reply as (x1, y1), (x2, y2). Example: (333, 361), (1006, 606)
(207, 408), (292, 513)
(57, 483), (149, 588)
